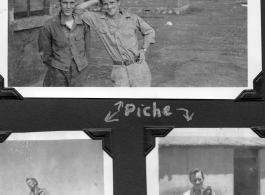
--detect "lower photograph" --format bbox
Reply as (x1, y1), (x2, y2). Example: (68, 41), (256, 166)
(147, 128), (265, 195)
(0, 131), (113, 195)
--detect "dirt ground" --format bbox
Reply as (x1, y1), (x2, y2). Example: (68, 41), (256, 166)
(30, 0), (247, 87)
(83, 0), (247, 87)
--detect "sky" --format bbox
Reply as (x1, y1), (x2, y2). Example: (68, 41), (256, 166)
(0, 138), (104, 195)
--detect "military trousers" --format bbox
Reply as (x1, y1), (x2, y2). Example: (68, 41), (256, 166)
(110, 60), (151, 87)
(43, 60), (88, 87)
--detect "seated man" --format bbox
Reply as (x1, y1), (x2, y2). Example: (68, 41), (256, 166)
(183, 168), (216, 195)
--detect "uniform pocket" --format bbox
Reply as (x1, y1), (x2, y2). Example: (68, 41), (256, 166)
(52, 36), (68, 51)
(121, 29), (136, 49)
(74, 34), (85, 53)
(121, 29), (134, 37)
(75, 34), (84, 41)
(99, 27), (114, 46)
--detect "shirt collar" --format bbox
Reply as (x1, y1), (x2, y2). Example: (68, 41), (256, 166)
(60, 12), (83, 25)
(100, 9), (131, 19)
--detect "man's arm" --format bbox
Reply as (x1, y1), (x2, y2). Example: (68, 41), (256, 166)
(38, 188), (51, 195)
(135, 16), (155, 49)
(75, 0), (100, 11)
(38, 26), (53, 68)
(74, 0), (103, 32)
(135, 15), (155, 62)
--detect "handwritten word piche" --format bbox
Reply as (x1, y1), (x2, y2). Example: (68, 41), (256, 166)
(105, 101), (194, 123)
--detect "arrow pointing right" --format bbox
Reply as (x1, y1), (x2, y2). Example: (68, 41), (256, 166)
(176, 108), (194, 122)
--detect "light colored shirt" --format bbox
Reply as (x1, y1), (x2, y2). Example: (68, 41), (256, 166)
(76, 9), (155, 61)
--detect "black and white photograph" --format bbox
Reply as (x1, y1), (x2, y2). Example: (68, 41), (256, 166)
(0, 0), (261, 98)
(0, 131), (113, 195)
(147, 128), (265, 195)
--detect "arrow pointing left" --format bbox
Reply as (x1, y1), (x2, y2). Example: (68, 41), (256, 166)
(104, 111), (120, 123)
(104, 101), (124, 123)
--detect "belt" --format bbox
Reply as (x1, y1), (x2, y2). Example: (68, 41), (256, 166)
(113, 58), (138, 66)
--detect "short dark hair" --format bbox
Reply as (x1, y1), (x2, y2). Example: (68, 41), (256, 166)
(189, 168), (204, 181)
(99, 0), (120, 5)
(26, 178), (38, 186)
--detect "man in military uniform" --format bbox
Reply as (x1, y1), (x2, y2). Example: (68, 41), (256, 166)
(75, 0), (155, 87)
(39, 0), (89, 87)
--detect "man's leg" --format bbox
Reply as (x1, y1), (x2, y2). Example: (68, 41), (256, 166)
(43, 67), (69, 87)
(126, 60), (152, 87)
(70, 60), (89, 87)
(111, 65), (130, 87)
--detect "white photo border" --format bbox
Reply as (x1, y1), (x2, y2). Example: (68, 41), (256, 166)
(1, 0), (262, 99)
(146, 128), (264, 195)
(3, 131), (113, 195)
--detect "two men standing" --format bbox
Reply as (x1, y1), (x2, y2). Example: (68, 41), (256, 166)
(39, 0), (155, 87)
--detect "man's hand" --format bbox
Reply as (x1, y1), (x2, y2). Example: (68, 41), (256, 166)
(137, 49), (146, 63)
(39, 52), (44, 59)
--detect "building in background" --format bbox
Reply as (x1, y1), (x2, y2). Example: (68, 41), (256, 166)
(8, 0), (248, 88)
(159, 129), (265, 195)
(8, 0), (190, 87)
(8, 0), (62, 86)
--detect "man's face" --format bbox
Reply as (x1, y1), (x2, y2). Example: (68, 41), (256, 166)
(102, 0), (120, 17)
(60, 0), (76, 16)
(190, 172), (204, 190)
(27, 180), (36, 191)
